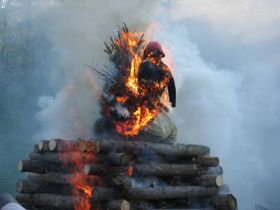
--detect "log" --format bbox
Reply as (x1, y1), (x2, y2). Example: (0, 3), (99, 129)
(211, 194), (237, 210)
(79, 140), (94, 152)
(84, 164), (202, 177)
(84, 164), (221, 178)
(34, 144), (40, 153)
(18, 160), (46, 173)
(32, 193), (79, 209)
(92, 140), (210, 157)
(27, 172), (103, 186)
(206, 167), (223, 176)
(29, 151), (130, 166)
(16, 179), (72, 194)
(132, 164), (201, 176)
(84, 164), (110, 176)
(196, 175), (223, 187)
(107, 199), (130, 210)
(125, 186), (218, 200)
(48, 139), (79, 152)
(29, 151), (95, 164)
(18, 160), (67, 174)
(195, 156), (219, 167)
(39, 140), (50, 152)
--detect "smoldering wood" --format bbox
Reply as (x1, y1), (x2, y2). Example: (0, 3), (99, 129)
(92, 140), (210, 157)
(48, 139), (79, 152)
(211, 194), (237, 210)
(16, 179), (72, 194)
(196, 175), (223, 187)
(125, 186), (218, 200)
(107, 199), (130, 210)
(38, 140), (50, 152)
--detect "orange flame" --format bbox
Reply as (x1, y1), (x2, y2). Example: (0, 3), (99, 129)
(127, 165), (134, 176)
(58, 141), (102, 210)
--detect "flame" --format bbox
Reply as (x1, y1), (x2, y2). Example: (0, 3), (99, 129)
(58, 141), (102, 210)
(127, 165), (134, 176)
(102, 29), (173, 137)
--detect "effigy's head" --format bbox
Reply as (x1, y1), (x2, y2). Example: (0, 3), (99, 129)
(143, 41), (165, 59)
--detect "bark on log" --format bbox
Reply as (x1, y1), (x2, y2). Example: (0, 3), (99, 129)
(29, 151), (95, 163)
(48, 139), (79, 152)
(107, 199), (130, 210)
(195, 156), (219, 167)
(196, 175), (223, 187)
(92, 140), (210, 157)
(32, 193), (79, 209)
(27, 172), (103, 186)
(84, 164), (222, 178)
(16, 179), (72, 194)
(132, 164), (201, 176)
(125, 186), (218, 200)
(211, 194), (237, 210)
(18, 160), (67, 174)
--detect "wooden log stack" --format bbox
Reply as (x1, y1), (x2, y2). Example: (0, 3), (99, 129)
(16, 139), (237, 210)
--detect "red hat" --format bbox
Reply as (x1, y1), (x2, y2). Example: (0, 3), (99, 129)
(144, 41), (165, 58)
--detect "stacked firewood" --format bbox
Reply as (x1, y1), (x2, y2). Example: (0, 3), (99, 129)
(16, 139), (237, 210)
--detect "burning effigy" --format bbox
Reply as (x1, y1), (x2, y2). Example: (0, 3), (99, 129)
(15, 25), (237, 210)
(92, 24), (177, 142)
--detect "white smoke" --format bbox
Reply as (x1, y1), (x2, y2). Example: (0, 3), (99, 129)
(152, 1), (280, 209)
(36, 0), (159, 139)
(35, 0), (280, 209)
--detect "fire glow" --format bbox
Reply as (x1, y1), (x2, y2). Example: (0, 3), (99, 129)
(58, 141), (101, 210)
(100, 28), (171, 137)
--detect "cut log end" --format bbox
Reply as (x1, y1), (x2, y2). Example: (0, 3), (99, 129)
(48, 140), (57, 151)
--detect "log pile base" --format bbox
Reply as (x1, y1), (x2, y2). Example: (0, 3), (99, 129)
(16, 139), (237, 210)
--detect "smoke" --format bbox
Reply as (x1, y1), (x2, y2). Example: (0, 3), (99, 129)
(151, 1), (280, 209)
(35, 0), (159, 139)
(1, 0), (279, 209)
